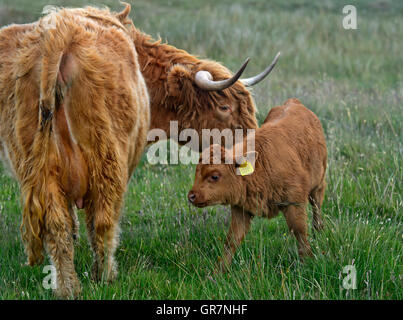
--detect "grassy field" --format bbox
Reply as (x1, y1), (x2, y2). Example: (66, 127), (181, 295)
(0, 0), (401, 299)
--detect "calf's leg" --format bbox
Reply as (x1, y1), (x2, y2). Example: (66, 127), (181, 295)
(218, 206), (253, 273)
(309, 181), (326, 232)
(283, 205), (312, 258)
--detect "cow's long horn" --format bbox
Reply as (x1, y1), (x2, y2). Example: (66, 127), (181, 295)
(195, 58), (250, 91)
(240, 52), (281, 87)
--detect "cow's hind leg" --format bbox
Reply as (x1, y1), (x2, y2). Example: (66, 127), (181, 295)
(86, 200), (121, 282)
(68, 204), (80, 242)
(86, 213), (105, 282)
(43, 187), (81, 298)
(309, 181), (326, 232)
(104, 223), (120, 281)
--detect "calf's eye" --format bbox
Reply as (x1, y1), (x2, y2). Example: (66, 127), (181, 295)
(219, 105), (231, 112)
(210, 175), (220, 182)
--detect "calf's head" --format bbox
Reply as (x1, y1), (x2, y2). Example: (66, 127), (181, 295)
(188, 144), (258, 207)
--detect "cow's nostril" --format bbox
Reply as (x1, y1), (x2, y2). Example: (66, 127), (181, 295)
(188, 192), (196, 203)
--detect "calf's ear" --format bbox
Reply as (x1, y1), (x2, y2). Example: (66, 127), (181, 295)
(234, 151), (258, 176)
(245, 151), (258, 163)
(167, 64), (195, 98)
(235, 151), (258, 167)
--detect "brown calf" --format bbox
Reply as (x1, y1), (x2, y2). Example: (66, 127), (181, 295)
(188, 99), (327, 271)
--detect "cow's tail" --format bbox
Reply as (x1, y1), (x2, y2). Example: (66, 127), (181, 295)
(20, 12), (75, 266)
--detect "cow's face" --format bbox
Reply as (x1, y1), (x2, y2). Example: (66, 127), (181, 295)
(167, 61), (256, 131)
(165, 54), (280, 150)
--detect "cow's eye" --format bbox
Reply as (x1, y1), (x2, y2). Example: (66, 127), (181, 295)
(210, 175), (220, 182)
(219, 105), (231, 112)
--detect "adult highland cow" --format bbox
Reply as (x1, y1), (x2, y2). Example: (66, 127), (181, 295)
(0, 8), (149, 298)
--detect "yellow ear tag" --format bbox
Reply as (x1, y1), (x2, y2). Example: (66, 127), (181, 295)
(239, 160), (254, 176)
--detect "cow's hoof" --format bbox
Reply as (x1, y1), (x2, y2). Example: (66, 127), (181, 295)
(54, 277), (81, 300)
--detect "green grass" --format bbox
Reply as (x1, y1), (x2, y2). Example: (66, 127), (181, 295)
(0, 0), (402, 299)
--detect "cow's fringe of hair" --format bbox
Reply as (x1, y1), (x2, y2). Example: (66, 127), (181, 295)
(120, 14), (258, 131)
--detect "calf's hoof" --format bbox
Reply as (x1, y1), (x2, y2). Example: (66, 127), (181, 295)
(313, 221), (324, 232)
(298, 246), (313, 262)
(214, 257), (231, 274)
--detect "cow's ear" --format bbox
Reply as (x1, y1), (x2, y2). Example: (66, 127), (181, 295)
(115, 3), (131, 23)
(167, 64), (195, 98)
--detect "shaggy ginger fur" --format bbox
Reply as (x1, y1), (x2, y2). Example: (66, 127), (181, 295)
(188, 99), (327, 271)
(0, 8), (149, 298)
